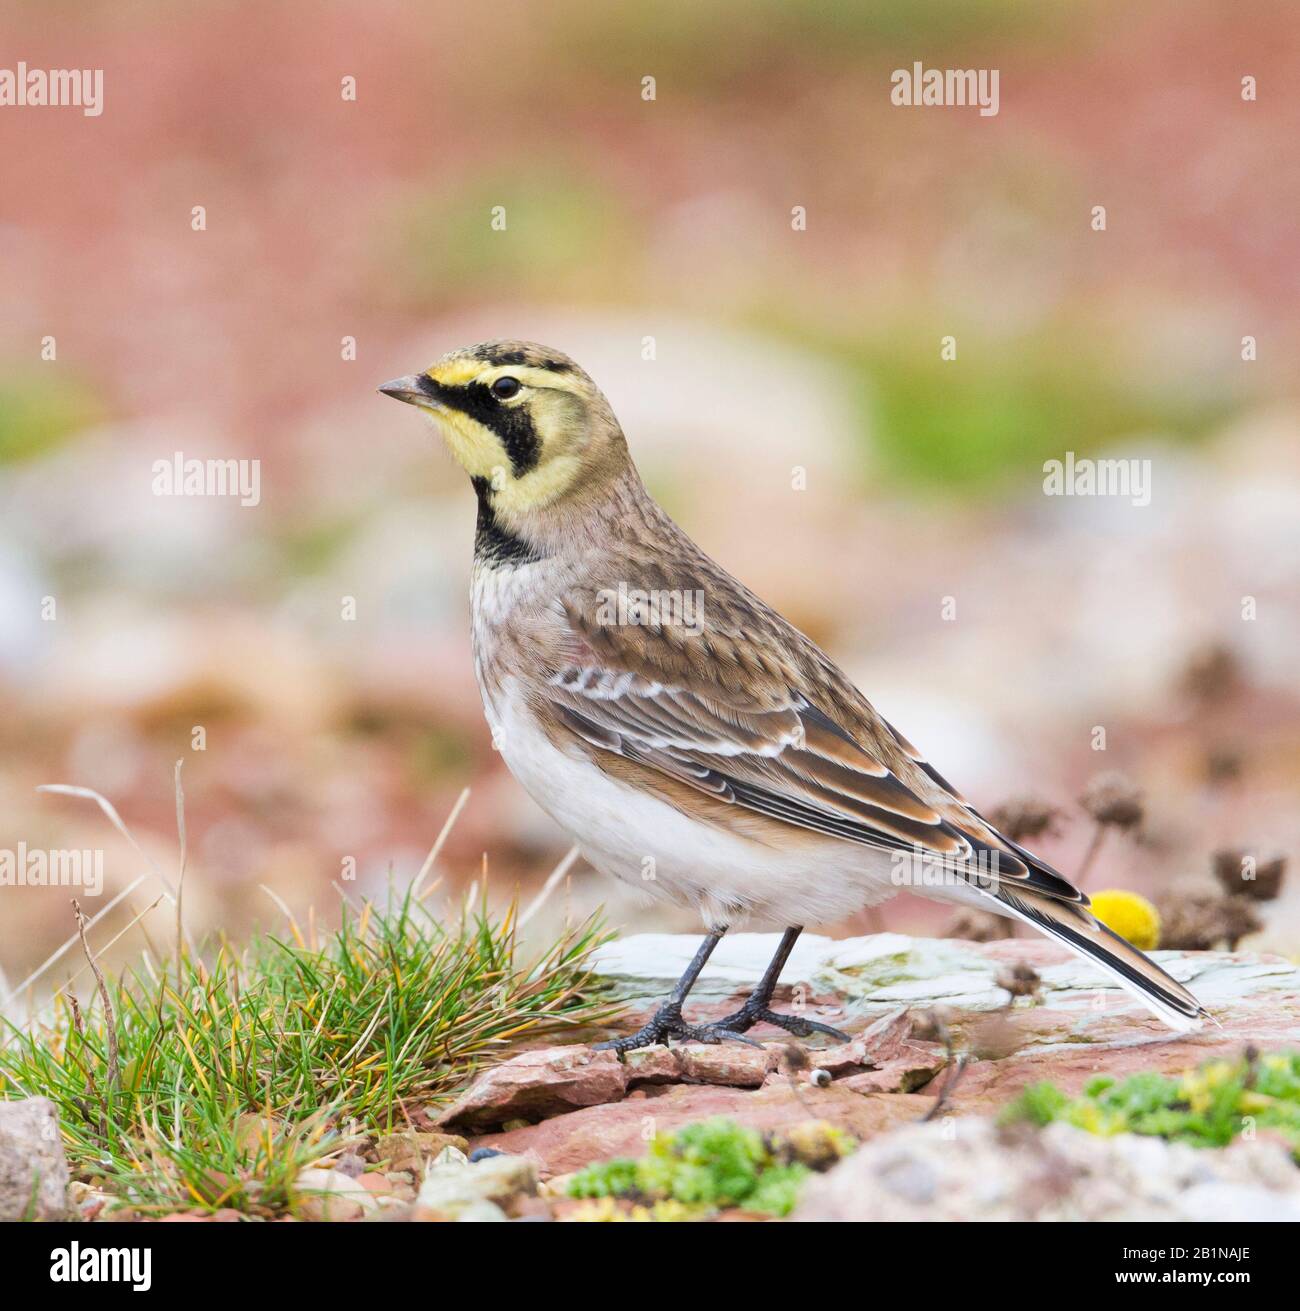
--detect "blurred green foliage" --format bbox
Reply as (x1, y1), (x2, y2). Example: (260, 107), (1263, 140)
(855, 336), (1235, 491)
(553, 0), (1070, 92)
(385, 165), (640, 303)
(0, 373), (99, 465)
(753, 320), (1241, 492)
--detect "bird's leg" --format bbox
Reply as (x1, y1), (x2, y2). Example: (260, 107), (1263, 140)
(711, 926), (850, 1041)
(594, 926), (761, 1055)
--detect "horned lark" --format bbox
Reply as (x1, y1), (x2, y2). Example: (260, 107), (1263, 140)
(380, 341), (1208, 1052)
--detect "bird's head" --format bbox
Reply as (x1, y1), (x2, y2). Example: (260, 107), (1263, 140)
(379, 341), (628, 517)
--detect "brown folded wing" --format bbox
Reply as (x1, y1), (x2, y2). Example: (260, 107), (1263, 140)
(546, 586), (1083, 904)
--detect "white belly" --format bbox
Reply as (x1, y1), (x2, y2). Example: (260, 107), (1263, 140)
(484, 680), (895, 929)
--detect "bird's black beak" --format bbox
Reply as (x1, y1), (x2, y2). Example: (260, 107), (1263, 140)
(377, 375), (430, 406)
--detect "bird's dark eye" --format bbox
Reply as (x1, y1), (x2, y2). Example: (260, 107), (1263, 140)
(490, 376), (521, 400)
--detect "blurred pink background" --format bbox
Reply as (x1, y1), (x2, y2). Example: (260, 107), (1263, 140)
(1, 0), (1297, 992)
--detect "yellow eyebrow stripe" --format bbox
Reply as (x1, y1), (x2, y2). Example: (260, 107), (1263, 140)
(426, 359), (584, 396)
(427, 358), (484, 386)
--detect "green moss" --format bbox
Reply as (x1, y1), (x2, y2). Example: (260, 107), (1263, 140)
(999, 1051), (1300, 1157)
(746, 1162), (811, 1217)
(664, 1118), (766, 1202)
(1002, 1080), (1069, 1127)
(568, 1155), (640, 1199)
(567, 1117), (826, 1219)
(829, 947), (936, 992)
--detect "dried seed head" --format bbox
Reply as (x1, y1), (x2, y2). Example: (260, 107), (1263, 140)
(1205, 747), (1243, 785)
(942, 908), (1015, 943)
(779, 1042), (811, 1074)
(1081, 771), (1144, 830)
(1212, 849), (1287, 903)
(1181, 642), (1242, 705)
(909, 1007), (952, 1045)
(995, 961), (1042, 999)
(1156, 892), (1261, 951)
(988, 795), (1061, 844)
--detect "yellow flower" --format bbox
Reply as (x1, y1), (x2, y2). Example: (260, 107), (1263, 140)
(1090, 889), (1161, 951)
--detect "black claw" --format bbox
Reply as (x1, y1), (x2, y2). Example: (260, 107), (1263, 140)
(691, 1025), (765, 1049)
(593, 1000), (770, 1055)
(711, 1003), (850, 1043)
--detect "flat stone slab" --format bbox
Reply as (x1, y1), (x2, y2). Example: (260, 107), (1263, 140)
(474, 1085), (929, 1179)
(590, 932), (1300, 1038)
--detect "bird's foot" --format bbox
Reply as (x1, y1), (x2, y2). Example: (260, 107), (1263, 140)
(711, 998), (850, 1043)
(593, 1000), (764, 1057)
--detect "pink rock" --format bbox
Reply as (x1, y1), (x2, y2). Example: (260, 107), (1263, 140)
(333, 1152), (367, 1178)
(839, 1048), (947, 1094)
(619, 1047), (680, 1084)
(297, 1196), (364, 1223)
(437, 1045), (629, 1133)
(812, 1009), (914, 1076)
(438, 1040), (790, 1133)
(667, 1044), (776, 1087)
(470, 1083), (927, 1176)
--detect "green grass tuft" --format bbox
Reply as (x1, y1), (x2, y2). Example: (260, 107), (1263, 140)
(0, 890), (616, 1217)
